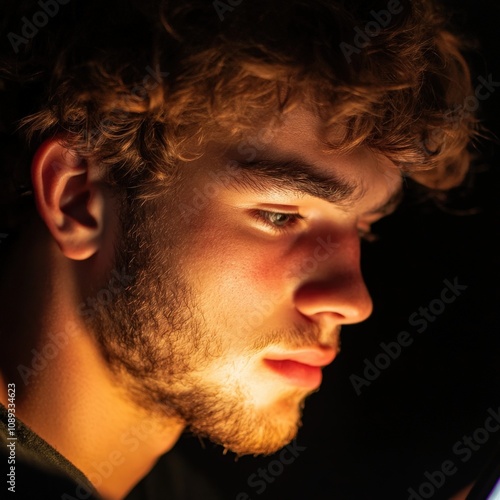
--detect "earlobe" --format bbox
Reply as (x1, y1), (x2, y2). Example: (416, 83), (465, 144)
(31, 138), (107, 260)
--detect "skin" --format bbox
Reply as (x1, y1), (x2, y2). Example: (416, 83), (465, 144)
(0, 105), (402, 499)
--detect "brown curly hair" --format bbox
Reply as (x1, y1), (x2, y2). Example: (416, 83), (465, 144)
(0, 0), (479, 232)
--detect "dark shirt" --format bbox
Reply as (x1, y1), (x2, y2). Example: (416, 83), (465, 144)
(0, 403), (221, 499)
(0, 401), (99, 499)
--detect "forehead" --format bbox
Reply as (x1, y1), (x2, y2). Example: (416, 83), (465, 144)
(174, 104), (403, 218)
(212, 105), (403, 211)
(255, 104), (398, 180)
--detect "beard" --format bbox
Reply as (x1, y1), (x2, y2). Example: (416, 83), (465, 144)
(86, 191), (313, 456)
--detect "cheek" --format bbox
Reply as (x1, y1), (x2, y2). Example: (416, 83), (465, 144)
(249, 252), (285, 284)
(203, 241), (285, 306)
(179, 207), (284, 292)
(181, 232), (296, 335)
(175, 203), (330, 335)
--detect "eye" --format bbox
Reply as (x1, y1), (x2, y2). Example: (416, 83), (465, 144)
(251, 210), (304, 233)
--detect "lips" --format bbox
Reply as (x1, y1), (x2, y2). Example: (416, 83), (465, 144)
(263, 347), (337, 389)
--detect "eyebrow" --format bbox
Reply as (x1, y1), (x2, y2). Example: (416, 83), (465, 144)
(230, 157), (362, 208)
(228, 157), (403, 214)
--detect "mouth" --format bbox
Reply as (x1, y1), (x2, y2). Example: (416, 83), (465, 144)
(263, 347), (338, 389)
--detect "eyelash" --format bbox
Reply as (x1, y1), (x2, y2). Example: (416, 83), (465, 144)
(252, 210), (378, 241)
(251, 210), (304, 233)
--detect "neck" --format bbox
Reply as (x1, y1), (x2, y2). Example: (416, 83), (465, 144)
(0, 220), (185, 499)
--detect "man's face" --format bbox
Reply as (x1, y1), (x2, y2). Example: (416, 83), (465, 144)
(91, 106), (402, 456)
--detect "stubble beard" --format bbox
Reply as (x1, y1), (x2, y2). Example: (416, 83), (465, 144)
(86, 194), (305, 456)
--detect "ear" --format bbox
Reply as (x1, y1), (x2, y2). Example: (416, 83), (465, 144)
(31, 138), (109, 260)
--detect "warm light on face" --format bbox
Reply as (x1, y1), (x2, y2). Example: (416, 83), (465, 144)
(93, 105), (403, 457)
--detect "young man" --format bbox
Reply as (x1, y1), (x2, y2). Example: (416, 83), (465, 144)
(0, 0), (477, 498)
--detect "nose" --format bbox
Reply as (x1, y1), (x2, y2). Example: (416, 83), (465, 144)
(293, 234), (373, 326)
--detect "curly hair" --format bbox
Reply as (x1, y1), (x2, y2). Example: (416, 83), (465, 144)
(0, 0), (479, 232)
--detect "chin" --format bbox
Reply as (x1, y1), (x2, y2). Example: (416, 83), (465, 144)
(202, 393), (305, 457)
(219, 421), (301, 457)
